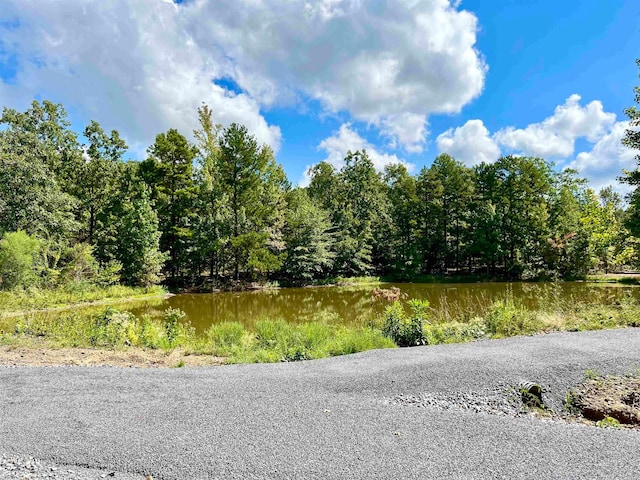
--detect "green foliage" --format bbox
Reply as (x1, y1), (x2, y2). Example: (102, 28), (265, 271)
(163, 307), (191, 347)
(596, 416), (621, 429)
(142, 128), (198, 277)
(1, 96), (638, 292)
(485, 300), (543, 337)
(0, 231), (41, 290)
(282, 189), (335, 281)
(8, 306), (189, 350)
(382, 299), (429, 347)
(0, 284), (165, 313)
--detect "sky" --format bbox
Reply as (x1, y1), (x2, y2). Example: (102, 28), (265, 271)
(0, 0), (639, 192)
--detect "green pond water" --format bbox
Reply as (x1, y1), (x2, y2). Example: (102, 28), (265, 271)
(69, 281), (640, 333)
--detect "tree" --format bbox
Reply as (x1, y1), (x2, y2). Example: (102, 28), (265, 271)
(282, 189), (335, 281)
(384, 164), (420, 278)
(0, 132), (77, 241)
(621, 59), (640, 239)
(75, 120), (128, 243)
(218, 123), (287, 280)
(416, 165), (444, 273)
(142, 129), (198, 278)
(192, 104), (229, 278)
(96, 164), (166, 286)
(0, 100), (82, 189)
(427, 154), (474, 272)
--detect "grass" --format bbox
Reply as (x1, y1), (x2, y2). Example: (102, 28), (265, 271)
(307, 276), (383, 287)
(0, 284), (166, 313)
(0, 309), (395, 364)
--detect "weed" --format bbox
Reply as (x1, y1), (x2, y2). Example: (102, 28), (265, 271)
(381, 299), (429, 347)
(585, 369), (600, 380)
(596, 416), (621, 429)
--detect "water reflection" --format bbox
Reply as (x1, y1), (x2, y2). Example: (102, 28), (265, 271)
(125, 282), (640, 333)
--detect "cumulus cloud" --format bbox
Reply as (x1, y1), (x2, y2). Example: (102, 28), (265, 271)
(0, 0), (486, 154)
(568, 121), (637, 192)
(299, 123), (412, 186)
(318, 123), (411, 171)
(0, 1), (281, 154)
(436, 119), (500, 166)
(435, 96), (634, 193)
(185, 0), (486, 151)
(494, 95), (616, 158)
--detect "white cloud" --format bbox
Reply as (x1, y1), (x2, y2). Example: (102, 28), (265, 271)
(184, 0), (486, 150)
(569, 121), (637, 193)
(0, 1), (281, 152)
(436, 119), (500, 166)
(494, 95), (616, 158)
(435, 97), (634, 194)
(380, 113), (429, 153)
(299, 123), (413, 186)
(318, 123), (411, 172)
(0, 0), (486, 154)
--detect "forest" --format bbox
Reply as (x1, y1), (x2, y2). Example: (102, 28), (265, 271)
(0, 98), (638, 292)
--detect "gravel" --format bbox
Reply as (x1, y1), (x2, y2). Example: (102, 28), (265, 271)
(1, 328), (640, 479)
(0, 455), (147, 480)
(387, 383), (527, 417)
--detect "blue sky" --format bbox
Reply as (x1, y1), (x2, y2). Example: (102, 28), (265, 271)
(1, 0), (639, 191)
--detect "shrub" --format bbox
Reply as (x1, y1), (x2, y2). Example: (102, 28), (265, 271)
(163, 307), (190, 347)
(381, 299), (429, 347)
(0, 231), (40, 290)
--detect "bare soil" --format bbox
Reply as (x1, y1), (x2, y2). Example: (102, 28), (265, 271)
(0, 345), (224, 368)
(568, 374), (640, 428)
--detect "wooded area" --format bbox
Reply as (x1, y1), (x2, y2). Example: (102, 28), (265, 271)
(1, 79), (639, 290)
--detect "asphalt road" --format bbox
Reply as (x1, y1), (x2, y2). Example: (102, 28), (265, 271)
(1, 328), (640, 479)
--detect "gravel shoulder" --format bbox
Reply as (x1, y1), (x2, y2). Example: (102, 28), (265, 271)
(1, 329), (640, 479)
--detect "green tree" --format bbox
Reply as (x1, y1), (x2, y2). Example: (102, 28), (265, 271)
(0, 132), (77, 242)
(282, 189), (335, 281)
(75, 120), (128, 243)
(384, 164), (420, 278)
(416, 165), (444, 273)
(142, 129), (198, 278)
(333, 151), (389, 276)
(192, 104), (230, 278)
(218, 123), (287, 280)
(621, 59), (640, 240)
(427, 154), (474, 272)
(96, 164), (166, 286)
(469, 157), (554, 277)
(0, 100), (82, 189)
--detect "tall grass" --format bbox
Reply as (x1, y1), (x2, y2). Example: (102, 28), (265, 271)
(0, 284), (166, 313)
(0, 308), (395, 363)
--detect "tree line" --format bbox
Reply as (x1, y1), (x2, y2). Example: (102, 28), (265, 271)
(0, 99), (637, 290)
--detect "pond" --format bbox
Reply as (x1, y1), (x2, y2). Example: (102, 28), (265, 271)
(109, 281), (640, 333)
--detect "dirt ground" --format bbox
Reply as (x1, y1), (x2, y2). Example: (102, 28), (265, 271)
(568, 374), (640, 428)
(0, 345), (224, 368)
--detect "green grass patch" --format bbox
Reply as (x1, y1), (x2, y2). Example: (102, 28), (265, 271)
(0, 284), (166, 313)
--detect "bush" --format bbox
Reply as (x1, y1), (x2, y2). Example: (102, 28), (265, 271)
(382, 299), (429, 347)
(0, 231), (40, 290)
(163, 307), (191, 347)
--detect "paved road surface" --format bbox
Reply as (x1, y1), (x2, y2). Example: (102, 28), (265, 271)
(1, 328), (640, 479)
